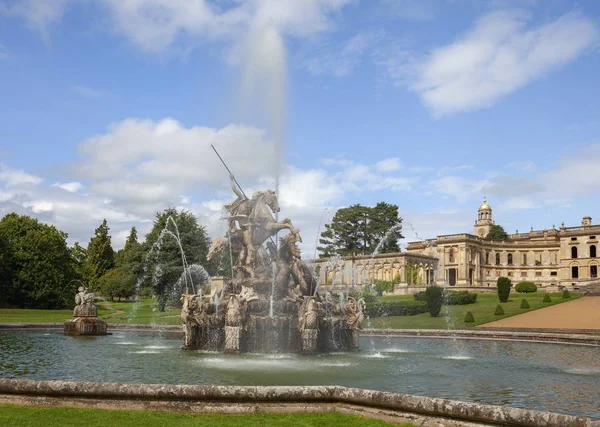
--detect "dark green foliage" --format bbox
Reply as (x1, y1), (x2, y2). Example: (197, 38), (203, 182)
(413, 291), (426, 302)
(318, 202), (403, 257)
(497, 276), (512, 302)
(520, 299), (530, 309)
(543, 293), (552, 302)
(373, 280), (394, 296)
(145, 208), (212, 311)
(515, 281), (537, 293)
(486, 224), (509, 241)
(562, 289), (571, 299)
(364, 301), (428, 317)
(70, 242), (92, 285)
(494, 304), (505, 315)
(445, 291), (478, 305)
(0, 213), (76, 309)
(464, 311), (475, 323)
(425, 286), (444, 317)
(86, 219), (115, 289)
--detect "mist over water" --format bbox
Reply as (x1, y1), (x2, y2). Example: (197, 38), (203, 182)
(239, 24), (287, 196)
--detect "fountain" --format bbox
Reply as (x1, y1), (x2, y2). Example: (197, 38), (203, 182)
(63, 286), (108, 336)
(181, 174), (363, 354)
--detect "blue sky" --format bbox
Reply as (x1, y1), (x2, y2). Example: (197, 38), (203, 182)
(1, 0), (599, 255)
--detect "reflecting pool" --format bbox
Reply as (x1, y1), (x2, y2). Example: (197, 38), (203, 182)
(1, 330), (599, 418)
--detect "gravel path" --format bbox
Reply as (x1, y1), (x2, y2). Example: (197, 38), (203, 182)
(481, 296), (600, 330)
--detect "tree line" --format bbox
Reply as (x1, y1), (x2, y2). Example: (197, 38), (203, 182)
(0, 208), (226, 310)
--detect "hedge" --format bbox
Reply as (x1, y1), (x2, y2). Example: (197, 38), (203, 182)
(562, 289), (571, 299)
(515, 281), (537, 293)
(425, 286), (444, 317)
(494, 304), (505, 315)
(464, 311), (475, 323)
(365, 301), (428, 317)
(445, 291), (478, 305)
(413, 290), (477, 305)
(520, 299), (530, 309)
(543, 293), (552, 303)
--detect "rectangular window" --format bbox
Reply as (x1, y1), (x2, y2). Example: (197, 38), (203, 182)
(508, 272), (513, 277)
(572, 266), (579, 279)
(591, 266), (598, 278)
(521, 271), (527, 277)
(590, 236), (596, 239)
(571, 237), (577, 241)
(550, 271), (557, 276)
(535, 271), (542, 277)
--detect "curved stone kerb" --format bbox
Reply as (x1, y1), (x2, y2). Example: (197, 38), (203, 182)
(0, 380), (596, 427)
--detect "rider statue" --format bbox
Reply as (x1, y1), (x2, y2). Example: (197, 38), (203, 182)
(225, 174), (256, 268)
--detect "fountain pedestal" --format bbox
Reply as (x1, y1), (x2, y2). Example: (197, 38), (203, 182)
(64, 287), (108, 336)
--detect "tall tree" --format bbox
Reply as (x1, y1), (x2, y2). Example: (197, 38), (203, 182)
(318, 203), (404, 257)
(86, 219), (115, 288)
(0, 213), (76, 308)
(144, 208), (212, 311)
(486, 225), (508, 241)
(70, 242), (92, 284)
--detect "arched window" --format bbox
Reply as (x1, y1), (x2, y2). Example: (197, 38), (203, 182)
(507, 253), (513, 265)
(485, 252), (490, 264)
(449, 248), (455, 263)
(495, 253), (501, 265)
(571, 246), (578, 259)
(590, 245), (596, 258)
(523, 253), (527, 265)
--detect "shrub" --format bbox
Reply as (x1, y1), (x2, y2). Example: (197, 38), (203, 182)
(520, 299), (530, 309)
(445, 291), (478, 305)
(364, 301), (428, 317)
(562, 290), (571, 299)
(464, 311), (475, 323)
(373, 280), (394, 296)
(497, 277), (512, 302)
(425, 286), (444, 317)
(494, 304), (505, 315)
(543, 293), (551, 303)
(515, 281), (537, 293)
(413, 291), (426, 302)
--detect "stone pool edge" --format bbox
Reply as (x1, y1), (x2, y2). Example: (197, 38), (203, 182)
(1, 323), (599, 346)
(0, 379), (598, 427)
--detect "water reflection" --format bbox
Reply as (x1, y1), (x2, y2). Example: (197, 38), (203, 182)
(0, 331), (599, 418)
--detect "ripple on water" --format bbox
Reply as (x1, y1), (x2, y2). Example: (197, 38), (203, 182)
(195, 357), (312, 371)
(441, 355), (472, 360)
(563, 367), (600, 376)
(115, 342), (137, 345)
(129, 350), (160, 354)
(362, 352), (389, 359)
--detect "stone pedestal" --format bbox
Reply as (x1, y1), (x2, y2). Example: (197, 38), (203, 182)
(64, 304), (108, 336)
(301, 329), (318, 354)
(224, 326), (241, 353)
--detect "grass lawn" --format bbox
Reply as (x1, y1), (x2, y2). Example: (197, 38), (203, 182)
(0, 299), (181, 325)
(368, 292), (581, 329)
(0, 405), (414, 427)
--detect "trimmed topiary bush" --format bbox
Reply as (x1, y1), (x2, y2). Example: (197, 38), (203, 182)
(543, 293), (551, 303)
(562, 289), (571, 299)
(445, 291), (478, 305)
(497, 277), (512, 302)
(464, 311), (475, 323)
(494, 304), (505, 315)
(515, 281), (537, 293)
(520, 299), (530, 309)
(425, 286), (444, 317)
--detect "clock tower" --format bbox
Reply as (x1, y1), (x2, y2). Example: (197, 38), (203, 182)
(474, 197), (494, 238)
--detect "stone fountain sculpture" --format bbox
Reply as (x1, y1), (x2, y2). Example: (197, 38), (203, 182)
(181, 175), (361, 353)
(64, 286), (108, 336)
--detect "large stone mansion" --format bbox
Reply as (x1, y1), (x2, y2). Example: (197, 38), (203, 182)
(315, 198), (599, 291)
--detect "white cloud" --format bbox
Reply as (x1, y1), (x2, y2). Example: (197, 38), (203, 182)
(497, 197), (537, 212)
(429, 175), (488, 203)
(0, 44), (9, 60)
(0, 164), (43, 186)
(542, 143), (600, 198)
(302, 31), (382, 77)
(73, 85), (107, 99)
(0, 0), (69, 44)
(52, 181), (84, 193)
(391, 10), (598, 116)
(375, 157), (402, 172)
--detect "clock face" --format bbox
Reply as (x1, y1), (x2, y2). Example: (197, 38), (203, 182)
(478, 228), (486, 237)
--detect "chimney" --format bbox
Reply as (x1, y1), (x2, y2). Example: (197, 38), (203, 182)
(582, 216), (592, 226)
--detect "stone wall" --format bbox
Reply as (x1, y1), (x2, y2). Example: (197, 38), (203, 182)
(0, 379), (597, 427)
